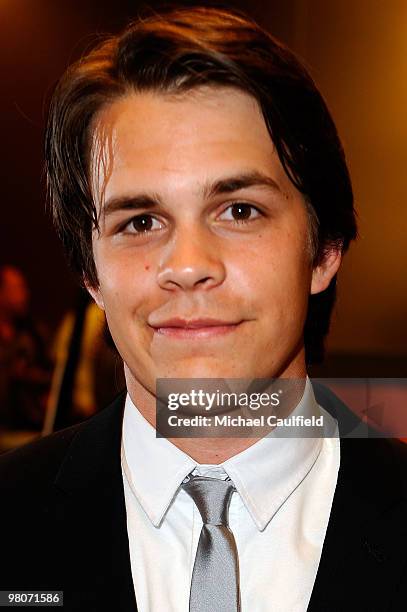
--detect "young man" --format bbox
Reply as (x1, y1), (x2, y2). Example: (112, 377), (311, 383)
(1, 7), (406, 611)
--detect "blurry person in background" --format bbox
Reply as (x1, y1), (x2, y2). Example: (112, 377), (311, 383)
(44, 289), (125, 433)
(0, 265), (52, 438)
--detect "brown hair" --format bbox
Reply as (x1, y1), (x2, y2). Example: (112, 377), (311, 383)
(45, 5), (357, 363)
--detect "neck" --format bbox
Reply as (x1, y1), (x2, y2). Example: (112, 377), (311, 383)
(125, 355), (307, 464)
(166, 436), (264, 464)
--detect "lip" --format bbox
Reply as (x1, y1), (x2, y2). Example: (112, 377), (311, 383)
(149, 318), (244, 338)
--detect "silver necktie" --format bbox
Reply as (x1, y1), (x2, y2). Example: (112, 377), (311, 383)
(182, 475), (241, 612)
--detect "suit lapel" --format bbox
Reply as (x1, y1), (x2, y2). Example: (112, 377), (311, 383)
(53, 394), (137, 611)
(308, 436), (407, 611)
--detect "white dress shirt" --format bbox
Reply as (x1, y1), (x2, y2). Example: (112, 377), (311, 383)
(121, 378), (340, 612)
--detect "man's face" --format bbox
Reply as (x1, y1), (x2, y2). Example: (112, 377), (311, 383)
(89, 87), (335, 395)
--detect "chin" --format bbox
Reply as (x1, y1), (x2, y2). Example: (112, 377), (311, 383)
(158, 361), (246, 380)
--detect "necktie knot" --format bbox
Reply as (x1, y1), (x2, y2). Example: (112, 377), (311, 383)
(182, 476), (235, 526)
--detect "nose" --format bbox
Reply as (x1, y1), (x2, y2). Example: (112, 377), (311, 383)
(157, 224), (226, 291)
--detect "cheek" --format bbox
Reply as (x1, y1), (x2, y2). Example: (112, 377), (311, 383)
(229, 233), (312, 332)
(231, 229), (310, 289)
(101, 265), (163, 343)
(95, 250), (145, 311)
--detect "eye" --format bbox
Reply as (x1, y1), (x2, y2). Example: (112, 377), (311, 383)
(123, 214), (164, 234)
(218, 202), (262, 224)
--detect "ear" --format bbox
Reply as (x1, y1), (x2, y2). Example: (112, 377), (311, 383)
(85, 281), (105, 310)
(311, 247), (342, 295)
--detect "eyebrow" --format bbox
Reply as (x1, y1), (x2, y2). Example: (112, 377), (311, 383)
(103, 194), (162, 217)
(102, 171), (281, 217)
(202, 171), (281, 199)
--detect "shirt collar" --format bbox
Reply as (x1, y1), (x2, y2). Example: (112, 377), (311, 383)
(121, 395), (196, 527)
(121, 377), (338, 530)
(222, 378), (338, 530)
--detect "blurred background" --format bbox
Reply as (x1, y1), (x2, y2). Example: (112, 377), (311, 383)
(0, 0), (406, 448)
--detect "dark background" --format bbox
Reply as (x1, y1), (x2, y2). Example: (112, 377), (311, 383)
(1, 0), (406, 374)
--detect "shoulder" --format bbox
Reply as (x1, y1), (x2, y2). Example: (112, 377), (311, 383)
(375, 437), (407, 489)
(340, 436), (407, 472)
(0, 392), (126, 494)
(378, 436), (407, 466)
(0, 423), (84, 493)
(337, 436), (407, 516)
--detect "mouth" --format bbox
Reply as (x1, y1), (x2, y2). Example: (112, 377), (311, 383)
(149, 318), (244, 339)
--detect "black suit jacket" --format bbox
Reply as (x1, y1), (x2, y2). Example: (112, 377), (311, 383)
(0, 391), (407, 611)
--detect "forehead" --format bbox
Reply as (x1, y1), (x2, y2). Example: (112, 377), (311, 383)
(90, 86), (291, 203)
